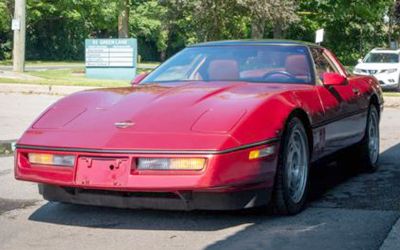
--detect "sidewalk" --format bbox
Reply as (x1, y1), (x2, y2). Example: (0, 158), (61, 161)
(380, 217), (400, 250)
(0, 83), (101, 155)
(0, 83), (98, 96)
(0, 92), (62, 147)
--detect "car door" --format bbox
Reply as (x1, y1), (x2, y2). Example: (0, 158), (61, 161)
(310, 47), (365, 157)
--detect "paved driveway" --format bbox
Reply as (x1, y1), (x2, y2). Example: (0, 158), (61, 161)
(0, 92), (399, 250)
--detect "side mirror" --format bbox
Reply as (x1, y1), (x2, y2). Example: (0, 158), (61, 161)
(131, 72), (149, 86)
(322, 72), (347, 86)
(357, 58), (363, 64)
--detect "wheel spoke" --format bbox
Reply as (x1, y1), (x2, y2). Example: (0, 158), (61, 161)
(367, 109), (379, 164)
(285, 125), (308, 203)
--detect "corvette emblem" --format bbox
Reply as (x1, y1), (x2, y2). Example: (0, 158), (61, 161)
(114, 120), (135, 128)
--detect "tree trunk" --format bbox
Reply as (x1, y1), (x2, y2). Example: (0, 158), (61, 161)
(160, 51), (166, 62)
(273, 22), (283, 39)
(118, 0), (129, 38)
(388, 17), (393, 48)
(251, 19), (264, 39)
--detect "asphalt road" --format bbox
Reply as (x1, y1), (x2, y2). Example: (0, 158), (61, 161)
(0, 93), (399, 250)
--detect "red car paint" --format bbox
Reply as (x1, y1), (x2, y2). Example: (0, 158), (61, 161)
(15, 40), (384, 210)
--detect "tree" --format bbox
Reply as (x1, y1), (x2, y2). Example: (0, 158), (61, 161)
(288, 0), (393, 64)
(26, 0), (118, 60)
(0, 0), (13, 60)
(0, 0), (396, 64)
(389, 0), (400, 45)
(238, 0), (299, 39)
(129, 0), (168, 61)
(118, 0), (129, 38)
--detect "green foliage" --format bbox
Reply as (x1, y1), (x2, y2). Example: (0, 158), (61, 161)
(0, 0), (12, 60)
(289, 0), (393, 65)
(0, 0), (397, 65)
(129, 0), (167, 60)
(26, 0), (118, 60)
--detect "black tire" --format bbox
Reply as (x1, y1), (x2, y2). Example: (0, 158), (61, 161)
(357, 105), (380, 172)
(271, 117), (310, 215)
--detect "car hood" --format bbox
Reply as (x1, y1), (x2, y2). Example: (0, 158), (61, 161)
(19, 81), (300, 151)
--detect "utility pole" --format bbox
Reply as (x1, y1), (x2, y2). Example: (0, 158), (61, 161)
(12, 0), (26, 72)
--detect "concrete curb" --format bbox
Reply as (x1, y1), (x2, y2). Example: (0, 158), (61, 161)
(0, 140), (16, 156)
(0, 83), (99, 96)
(380, 217), (400, 250)
(384, 96), (400, 108)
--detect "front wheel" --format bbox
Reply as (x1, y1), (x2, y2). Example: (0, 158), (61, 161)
(272, 117), (310, 215)
(359, 105), (380, 171)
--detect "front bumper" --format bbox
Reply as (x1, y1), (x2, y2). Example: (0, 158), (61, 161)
(39, 184), (271, 210)
(355, 71), (399, 90)
(375, 73), (399, 90)
(15, 141), (279, 210)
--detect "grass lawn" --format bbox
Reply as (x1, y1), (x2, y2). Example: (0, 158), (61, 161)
(0, 60), (160, 68)
(383, 92), (400, 97)
(0, 70), (127, 87)
(0, 68), (155, 87)
(0, 60), (83, 66)
(0, 61), (158, 87)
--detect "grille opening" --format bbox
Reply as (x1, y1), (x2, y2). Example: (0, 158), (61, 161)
(63, 187), (182, 199)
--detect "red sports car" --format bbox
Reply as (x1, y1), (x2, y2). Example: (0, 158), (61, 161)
(15, 40), (383, 214)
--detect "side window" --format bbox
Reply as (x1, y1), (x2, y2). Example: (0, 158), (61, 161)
(310, 48), (338, 83)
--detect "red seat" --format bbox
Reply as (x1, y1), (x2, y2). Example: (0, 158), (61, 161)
(285, 55), (310, 79)
(208, 59), (240, 81)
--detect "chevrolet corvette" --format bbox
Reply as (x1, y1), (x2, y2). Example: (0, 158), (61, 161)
(15, 40), (383, 214)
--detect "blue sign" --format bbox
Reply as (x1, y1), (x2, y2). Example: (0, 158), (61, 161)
(85, 38), (137, 80)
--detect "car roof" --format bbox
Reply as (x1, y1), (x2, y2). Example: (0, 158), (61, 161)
(371, 48), (400, 53)
(189, 39), (322, 48)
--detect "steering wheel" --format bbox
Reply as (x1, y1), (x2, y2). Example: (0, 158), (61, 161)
(262, 71), (297, 81)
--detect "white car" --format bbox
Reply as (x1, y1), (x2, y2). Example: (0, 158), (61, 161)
(354, 48), (400, 91)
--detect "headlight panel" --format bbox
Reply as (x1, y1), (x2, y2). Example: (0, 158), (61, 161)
(382, 68), (398, 74)
(137, 158), (206, 171)
(28, 153), (75, 167)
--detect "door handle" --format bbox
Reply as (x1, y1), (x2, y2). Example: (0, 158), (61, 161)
(352, 88), (361, 96)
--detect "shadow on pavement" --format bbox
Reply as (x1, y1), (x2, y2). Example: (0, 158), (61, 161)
(310, 142), (400, 211)
(29, 201), (268, 231)
(203, 142), (400, 250)
(28, 143), (400, 246)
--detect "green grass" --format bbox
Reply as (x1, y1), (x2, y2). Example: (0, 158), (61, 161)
(138, 61), (160, 68)
(0, 60), (160, 68)
(383, 92), (400, 97)
(0, 68), (138, 87)
(0, 60), (12, 66)
(0, 62), (157, 87)
(0, 60), (84, 66)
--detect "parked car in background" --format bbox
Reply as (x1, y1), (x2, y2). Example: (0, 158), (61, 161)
(15, 40), (383, 215)
(354, 48), (400, 91)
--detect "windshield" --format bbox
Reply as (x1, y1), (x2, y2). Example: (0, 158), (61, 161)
(142, 45), (313, 84)
(364, 53), (399, 63)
